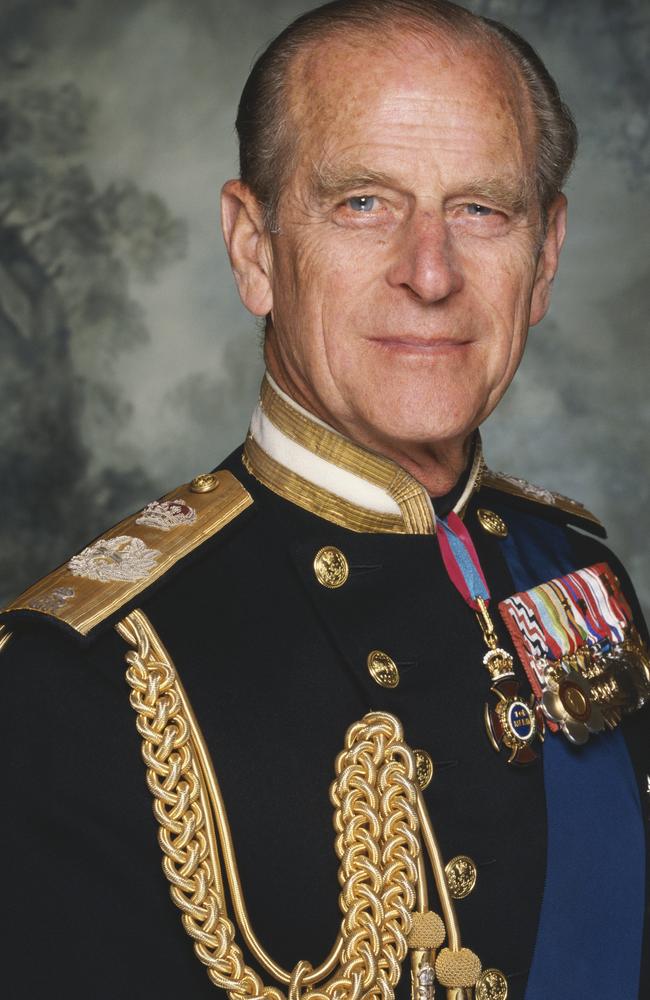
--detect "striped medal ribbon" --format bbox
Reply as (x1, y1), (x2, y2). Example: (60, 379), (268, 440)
(499, 562), (650, 744)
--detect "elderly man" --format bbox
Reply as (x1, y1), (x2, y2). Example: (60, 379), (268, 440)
(2, 2), (648, 999)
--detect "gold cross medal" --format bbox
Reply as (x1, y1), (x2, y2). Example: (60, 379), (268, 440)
(485, 678), (543, 765)
(477, 602), (545, 765)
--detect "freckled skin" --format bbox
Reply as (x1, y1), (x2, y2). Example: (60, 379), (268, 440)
(222, 32), (566, 495)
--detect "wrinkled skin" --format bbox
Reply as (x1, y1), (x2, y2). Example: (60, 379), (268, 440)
(222, 30), (567, 495)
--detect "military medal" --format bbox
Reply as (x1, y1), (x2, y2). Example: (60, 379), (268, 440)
(484, 687), (540, 764)
(437, 514), (544, 765)
(499, 562), (650, 745)
(475, 594), (544, 764)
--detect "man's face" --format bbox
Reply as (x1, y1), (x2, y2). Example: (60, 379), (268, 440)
(251, 33), (564, 459)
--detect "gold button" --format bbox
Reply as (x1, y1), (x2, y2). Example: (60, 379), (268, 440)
(190, 473), (219, 494)
(477, 508), (508, 537)
(313, 546), (349, 589)
(413, 749), (434, 789)
(476, 968), (508, 1000)
(444, 855), (477, 899)
(367, 649), (399, 688)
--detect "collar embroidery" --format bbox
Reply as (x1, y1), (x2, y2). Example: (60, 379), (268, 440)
(243, 374), (483, 535)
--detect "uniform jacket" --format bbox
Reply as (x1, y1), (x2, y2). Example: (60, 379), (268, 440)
(2, 378), (649, 1000)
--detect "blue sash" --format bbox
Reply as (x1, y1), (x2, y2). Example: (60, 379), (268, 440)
(500, 510), (644, 999)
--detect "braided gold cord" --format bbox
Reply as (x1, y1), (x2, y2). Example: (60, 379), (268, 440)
(330, 716), (420, 999)
(118, 610), (454, 1000)
(119, 612), (281, 1000)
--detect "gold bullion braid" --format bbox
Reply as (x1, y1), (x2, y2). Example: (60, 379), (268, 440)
(118, 612), (281, 1000)
(118, 610), (422, 1000)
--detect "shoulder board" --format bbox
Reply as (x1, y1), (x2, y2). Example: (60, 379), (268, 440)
(480, 466), (606, 537)
(1, 470), (252, 638)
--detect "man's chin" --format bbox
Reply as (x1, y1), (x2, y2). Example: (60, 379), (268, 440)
(354, 412), (479, 457)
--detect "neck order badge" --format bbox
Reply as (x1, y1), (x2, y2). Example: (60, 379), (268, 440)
(437, 513), (544, 765)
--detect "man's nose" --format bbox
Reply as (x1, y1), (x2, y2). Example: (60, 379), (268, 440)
(386, 212), (463, 303)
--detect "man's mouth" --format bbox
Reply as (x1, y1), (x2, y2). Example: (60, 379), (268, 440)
(368, 336), (472, 354)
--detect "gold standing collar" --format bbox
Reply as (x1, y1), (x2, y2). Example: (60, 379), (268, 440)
(243, 374), (483, 535)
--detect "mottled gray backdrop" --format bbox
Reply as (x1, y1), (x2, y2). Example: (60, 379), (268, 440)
(1, 0), (648, 616)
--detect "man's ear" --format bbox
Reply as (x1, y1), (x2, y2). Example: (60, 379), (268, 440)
(529, 193), (568, 327)
(221, 180), (273, 317)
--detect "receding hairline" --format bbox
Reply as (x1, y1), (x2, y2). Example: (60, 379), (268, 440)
(278, 17), (540, 198)
(236, 0), (576, 233)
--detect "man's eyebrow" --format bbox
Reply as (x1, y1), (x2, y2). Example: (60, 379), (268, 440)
(309, 162), (398, 201)
(309, 163), (534, 214)
(458, 176), (533, 215)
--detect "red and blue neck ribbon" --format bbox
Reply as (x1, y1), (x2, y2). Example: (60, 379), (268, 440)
(437, 511), (490, 609)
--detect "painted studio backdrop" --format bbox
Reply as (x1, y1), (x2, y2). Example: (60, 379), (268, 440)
(1, 0), (649, 616)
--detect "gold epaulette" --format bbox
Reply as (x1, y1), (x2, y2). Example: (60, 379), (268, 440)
(480, 466), (605, 535)
(1, 470), (253, 638)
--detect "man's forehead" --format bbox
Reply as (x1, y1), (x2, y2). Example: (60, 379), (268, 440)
(284, 31), (534, 196)
(288, 28), (533, 154)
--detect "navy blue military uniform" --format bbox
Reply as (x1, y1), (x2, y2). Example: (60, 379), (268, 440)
(2, 439), (648, 1000)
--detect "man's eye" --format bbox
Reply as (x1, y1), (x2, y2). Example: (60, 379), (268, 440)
(346, 195), (377, 212)
(467, 203), (494, 216)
